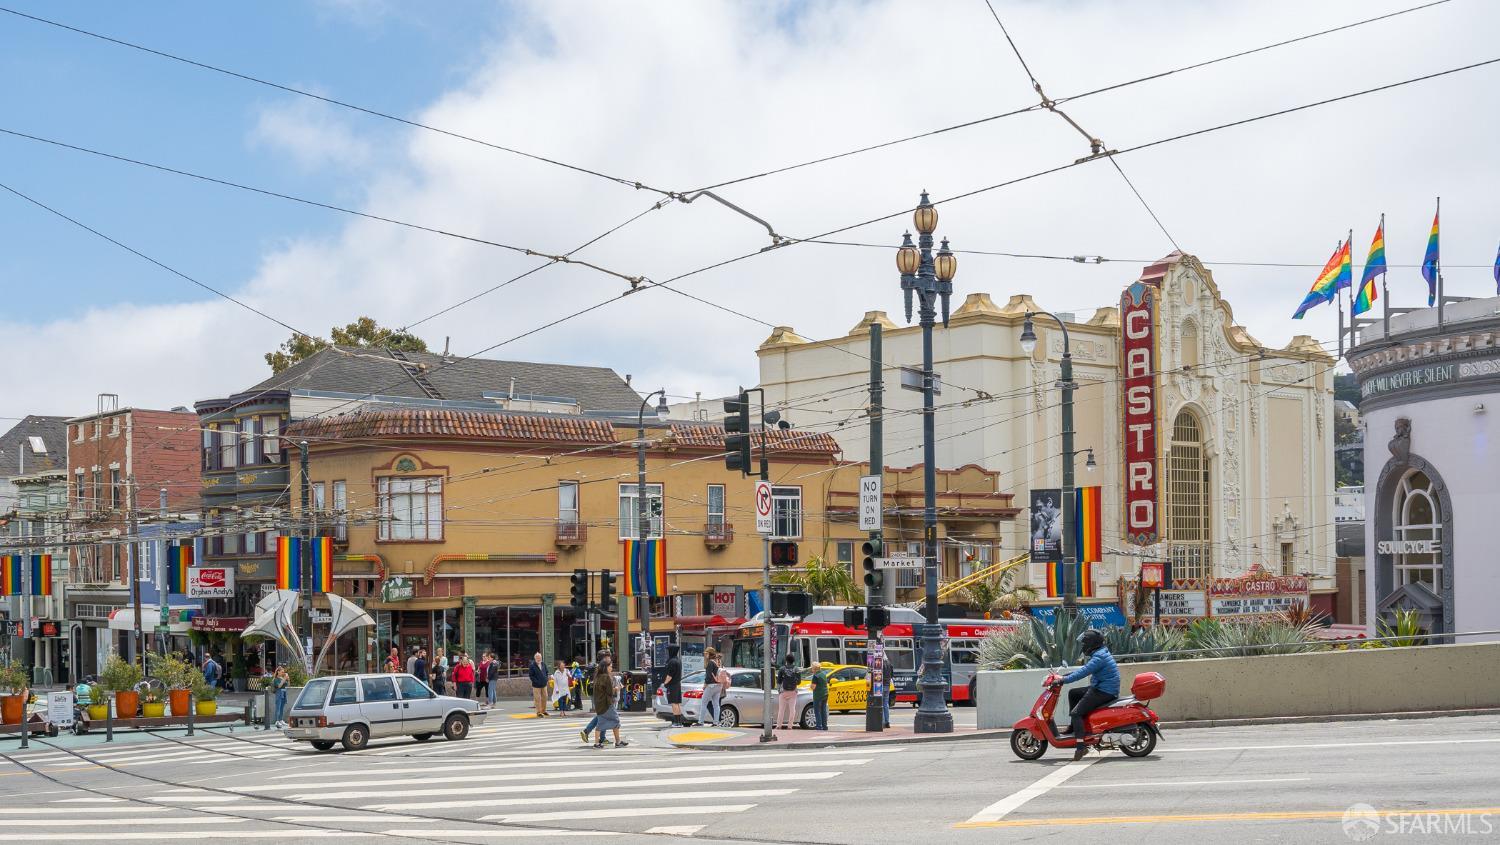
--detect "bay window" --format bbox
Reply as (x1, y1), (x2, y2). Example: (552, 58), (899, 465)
(618, 483), (663, 539)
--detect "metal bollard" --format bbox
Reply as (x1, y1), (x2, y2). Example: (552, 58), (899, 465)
(186, 697), (195, 737)
(263, 687), (272, 731)
(105, 699), (113, 743)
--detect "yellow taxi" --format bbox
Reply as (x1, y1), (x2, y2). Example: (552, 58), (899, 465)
(804, 663), (872, 713)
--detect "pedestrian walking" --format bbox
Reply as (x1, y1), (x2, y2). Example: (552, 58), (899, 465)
(880, 651), (894, 729)
(202, 653), (222, 689)
(810, 663), (829, 731)
(663, 645), (684, 726)
(271, 665), (290, 728)
(551, 660), (572, 712)
(579, 655), (609, 743)
(701, 648), (724, 725)
(569, 661), (584, 711)
(775, 652), (801, 732)
(405, 647), (418, 676)
(452, 652), (475, 701)
(486, 652), (500, 708)
(386, 647), (400, 674)
(413, 648), (428, 688)
(590, 661), (626, 748)
(528, 652), (549, 717)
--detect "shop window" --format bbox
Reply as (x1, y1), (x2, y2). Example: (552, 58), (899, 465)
(1167, 410), (1211, 580)
(618, 483), (663, 539)
(1392, 471), (1442, 593)
(377, 476), (443, 541)
(772, 486), (801, 539)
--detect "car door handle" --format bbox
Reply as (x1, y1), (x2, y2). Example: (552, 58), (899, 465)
(392, 703), (400, 709)
(403, 703), (410, 709)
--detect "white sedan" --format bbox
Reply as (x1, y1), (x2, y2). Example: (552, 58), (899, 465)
(656, 667), (817, 729)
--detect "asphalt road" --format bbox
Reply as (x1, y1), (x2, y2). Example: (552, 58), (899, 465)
(0, 703), (1494, 844)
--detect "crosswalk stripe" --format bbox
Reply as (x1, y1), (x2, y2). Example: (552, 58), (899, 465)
(0, 808), (159, 815)
(354, 770), (843, 805)
(0, 832), (360, 841)
(269, 748), (891, 781)
(363, 787), (793, 814)
(0, 818), (245, 827)
(379, 831), (614, 839)
(482, 804), (754, 823)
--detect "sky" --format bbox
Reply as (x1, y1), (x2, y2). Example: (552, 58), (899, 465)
(3, 0), (1498, 423)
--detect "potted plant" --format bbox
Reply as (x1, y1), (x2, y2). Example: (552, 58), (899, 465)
(0, 663), (28, 725)
(140, 687), (167, 718)
(193, 682), (219, 716)
(100, 654), (143, 719)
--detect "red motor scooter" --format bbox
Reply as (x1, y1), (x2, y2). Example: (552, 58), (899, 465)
(1009, 671), (1165, 760)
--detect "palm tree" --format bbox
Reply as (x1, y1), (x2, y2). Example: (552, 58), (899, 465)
(960, 568), (1037, 616)
(772, 555), (861, 604)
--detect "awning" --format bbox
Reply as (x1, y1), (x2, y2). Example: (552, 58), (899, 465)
(674, 615), (747, 632)
(108, 606), (200, 633)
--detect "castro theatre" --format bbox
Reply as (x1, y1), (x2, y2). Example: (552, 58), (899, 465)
(1349, 294), (1500, 639)
(759, 252), (1338, 619)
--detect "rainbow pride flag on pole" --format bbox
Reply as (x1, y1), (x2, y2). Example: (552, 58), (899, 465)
(30, 554), (51, 597)
(1293, 239), (1351, 319)
(276, 536), (302, 591)
(1421, 202), (1440, 306)
(166, 542), (193, 594)
(622, 538), (667, 598)
(1046, 487), (1101, 599)
(1353, 217), (1385, 317)
(310, 536), (334, 594)
(1, 556), (20, 596)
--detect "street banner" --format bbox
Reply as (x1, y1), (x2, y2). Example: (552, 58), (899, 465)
(29, 554), (51, 596)
(275, 536), (301, 591)
(167, 542), (193, 594)
(1029, 488), (1062, 563)
(310, 536), (334, 594)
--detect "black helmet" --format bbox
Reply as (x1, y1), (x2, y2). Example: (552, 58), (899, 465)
(1078, 629), (1104, 655)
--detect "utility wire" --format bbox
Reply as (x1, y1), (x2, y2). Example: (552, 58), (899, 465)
(0, 5), (674, 197)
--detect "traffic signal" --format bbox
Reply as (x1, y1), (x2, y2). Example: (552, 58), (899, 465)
(861, 539), (883, 590)
(867, 605), (890, 632)
(568, 568), (589, 611)
(723, 392), (753, 475)
(599, 569), (618, 614)
(771, 589), (813, 619)
(770, 541), (798, 568)
(842, 606), (866, 629)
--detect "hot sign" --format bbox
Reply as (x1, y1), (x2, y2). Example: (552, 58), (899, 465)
(1120, 281), (1161, 545)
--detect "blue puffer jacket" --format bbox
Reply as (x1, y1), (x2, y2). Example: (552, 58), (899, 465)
(1061, 646), (1120, 696)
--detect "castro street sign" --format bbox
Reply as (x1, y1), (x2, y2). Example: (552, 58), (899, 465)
(1120, 281), (1161, 545)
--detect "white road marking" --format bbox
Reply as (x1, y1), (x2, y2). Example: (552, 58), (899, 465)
(647, 826), (706, 836)
(482, 804), (754, 823)
(0, 832), (359, 841)
(366, 788), (793, 814)
(964, 760), (1100, 824)
(1058, 776), (1312, 789)
(50, 797), (125, 803)
(358, 772), (841, 808)
(1163, 737), (1500, 754)
(0, 807), (159, 815)
(379, 831), (614, 839)
(0, 817), (247, 827)
(270, 815), (420, 823)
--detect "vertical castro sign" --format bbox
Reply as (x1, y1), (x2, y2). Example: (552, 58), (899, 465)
(1120, 280), (1161, 545)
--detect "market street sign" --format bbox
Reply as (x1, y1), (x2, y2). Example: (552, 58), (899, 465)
(858, 474), (882, 531)
(1120, 280), (1161, 545)
(874, 554), (921, 570)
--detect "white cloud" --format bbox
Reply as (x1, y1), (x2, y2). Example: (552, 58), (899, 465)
(250, 96), (374, 170)
(9, 0), (1500, 424)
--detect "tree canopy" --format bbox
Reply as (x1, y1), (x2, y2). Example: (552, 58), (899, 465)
(264, 317), (428, 374)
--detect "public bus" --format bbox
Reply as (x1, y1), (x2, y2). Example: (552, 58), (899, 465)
(725, 606), (1020, 705)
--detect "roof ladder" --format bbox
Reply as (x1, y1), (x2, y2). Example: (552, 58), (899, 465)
(386, 348), (444, 400)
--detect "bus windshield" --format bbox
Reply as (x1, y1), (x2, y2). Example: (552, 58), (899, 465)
(730, 637), (763, 669)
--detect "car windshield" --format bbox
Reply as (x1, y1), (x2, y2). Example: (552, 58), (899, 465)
(682, 671), (705, 685)
(293, 678), (332, 710)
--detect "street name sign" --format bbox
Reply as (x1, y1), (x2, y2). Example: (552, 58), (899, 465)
(875, 555), (921, 570)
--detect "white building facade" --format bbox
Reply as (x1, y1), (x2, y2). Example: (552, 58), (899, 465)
(759, 252), (1338, 611)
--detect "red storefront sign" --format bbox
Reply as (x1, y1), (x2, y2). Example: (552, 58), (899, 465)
(1120, 281), (1161, 544)
(1140, 561), (1165, 589)
(191, 616), (251, 632)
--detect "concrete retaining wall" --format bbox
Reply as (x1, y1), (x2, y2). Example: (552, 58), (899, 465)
(977, 642), (1500, 728)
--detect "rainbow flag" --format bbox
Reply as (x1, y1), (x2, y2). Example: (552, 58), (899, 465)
(1072, 486), (1102, 564)
(29, 555), (51, 597)
(1492, 241), (1499, 295)
(1353, 219), (1385, 317)
(1, 556), (20, 596)
(310, 536), (334, 594)
(275, 536), (302, 591)
(1293, 240), (1351, 318)
(622, 539), (667, 598)
(166, 542), (193, 594)
(1421, 205), (1440, 306)
(1045, 561), (1094, 599)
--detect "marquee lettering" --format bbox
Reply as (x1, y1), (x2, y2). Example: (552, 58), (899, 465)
(1120, 281), (1161, 544)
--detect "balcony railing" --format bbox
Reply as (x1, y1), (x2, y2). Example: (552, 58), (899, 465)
(555, 520), (587, 548)
(704, 521), (734, 549)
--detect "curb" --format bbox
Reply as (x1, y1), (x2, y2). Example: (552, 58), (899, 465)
(669, 728), (1011, 751)
(1159, 707), (1500, 730)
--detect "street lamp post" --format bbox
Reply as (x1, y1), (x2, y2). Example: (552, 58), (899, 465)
(634, 391), (671, 676)
(1019, 313), (1080, 615)
(895, 190), (956, 734)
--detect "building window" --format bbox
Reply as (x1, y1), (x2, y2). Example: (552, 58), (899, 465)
(1167, 410), (1211, 581)
(241, 418), (258, 466)
(92, 420), (101, 440)
(75, 470), (84, 505)
(898, 540), (924, 588)
(73, 425), (83, 443)
(332, 480), (348, 542)
(202, 426), (214, 471)
(223, 532), (241, 555)
(618, 483), (663, 540)
(558, 481), (579, 527)
(262, 416), (281, 462)
(91, 470), (101, 510)
(377, 476), (443, 541)
(772, 486), (802, 539)
(244, 532), (259, 556)
(1392, 470), (1442, 594)
(109, 468), (121, 510)
(109, 416), (121, 437)
(221, 421), (238, 469)
(707, 484), (726, 530)
(836, 541), (855, 578)
(1280, 542), (1295, 576)
(960, 543), (993, 579)
(312, 482), (326, 526)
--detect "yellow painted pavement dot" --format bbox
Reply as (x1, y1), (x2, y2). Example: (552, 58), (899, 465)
(670, 730), (735, 744)
(508, 713), (539, 719)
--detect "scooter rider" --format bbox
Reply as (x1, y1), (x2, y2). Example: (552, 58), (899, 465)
(1054, 629), (1119, 760)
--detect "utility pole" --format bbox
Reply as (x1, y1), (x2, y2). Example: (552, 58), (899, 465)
(751, 388), (773, 745)
(299, 441), (313, 672)
(128, 475), (143, 666)
(157, 487), (168, 657)
(865, 321), (886, 734)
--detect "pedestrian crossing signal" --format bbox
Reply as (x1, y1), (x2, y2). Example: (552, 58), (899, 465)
(770, 541), (798, 568)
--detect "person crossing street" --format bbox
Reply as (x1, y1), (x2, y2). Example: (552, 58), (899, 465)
(528, 652), (549, 717)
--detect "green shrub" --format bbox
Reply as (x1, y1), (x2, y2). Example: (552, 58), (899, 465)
(0, 663), (29, 693)
(1364, 609), (1425, 648)
(100, 654), (144, 693)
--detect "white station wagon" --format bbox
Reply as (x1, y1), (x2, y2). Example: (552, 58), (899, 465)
(284, 673), (488, 751)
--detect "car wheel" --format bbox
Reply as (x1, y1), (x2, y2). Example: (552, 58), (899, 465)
(412, 733), (433, 742)
(967, 678), (978, 707)
(340, 724), (369, 752)
(311, 740), (335, 751)
(442, 712), (470, 741)
(718, 706), (740, 728)
(800, 704), (818, 729)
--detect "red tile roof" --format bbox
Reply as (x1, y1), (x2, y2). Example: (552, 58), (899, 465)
(669, 424), (841, 454)
(286, 409), (617, 445)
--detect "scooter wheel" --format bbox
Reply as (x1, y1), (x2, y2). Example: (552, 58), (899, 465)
(1010, 728), (1048, 760)
(1119, 723), (1157, 757)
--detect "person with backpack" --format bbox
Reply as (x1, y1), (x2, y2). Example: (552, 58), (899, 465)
(774, 652), (801, 732)
(202, 653), (222, 689)
(701, 648), (724, 725)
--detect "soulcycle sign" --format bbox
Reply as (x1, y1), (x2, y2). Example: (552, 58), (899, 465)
(1120, 281), (1161, 545)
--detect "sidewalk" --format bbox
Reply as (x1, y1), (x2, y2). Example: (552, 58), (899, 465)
(665, 724), (1009, 750)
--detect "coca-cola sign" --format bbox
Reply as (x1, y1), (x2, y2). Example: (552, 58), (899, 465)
(1120, 281), (1161, 544)
(187, 566), (235, 598)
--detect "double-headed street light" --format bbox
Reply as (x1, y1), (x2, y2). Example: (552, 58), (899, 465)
(633, 390), (671, 673)
(894, 190), (956, 735)
(1019, 312), (1084, 615)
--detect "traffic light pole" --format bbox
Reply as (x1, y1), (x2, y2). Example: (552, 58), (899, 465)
(746, 388), (775, 744)
(865, 322), (885, 734)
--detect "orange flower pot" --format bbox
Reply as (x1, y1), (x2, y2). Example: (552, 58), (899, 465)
(114, 690), (140, 719)
(169, 689), (191, 717)
(0, 694), (23, 725)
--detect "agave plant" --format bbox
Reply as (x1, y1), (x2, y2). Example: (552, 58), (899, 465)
(1365, 609), (1426, 648)
(976, 625), (1036, 670)
(1190, 618), (1326, 657)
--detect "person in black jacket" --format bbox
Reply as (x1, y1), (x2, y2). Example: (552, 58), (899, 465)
(528, 652), (549, 717)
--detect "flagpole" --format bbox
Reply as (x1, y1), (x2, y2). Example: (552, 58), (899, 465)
(1381, 213), (1390, 339)
(1347, 228), (1355, 350)
(1435, 197), (1444, 330)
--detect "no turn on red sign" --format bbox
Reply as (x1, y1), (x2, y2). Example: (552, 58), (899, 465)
(754, 480), (773, 535)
